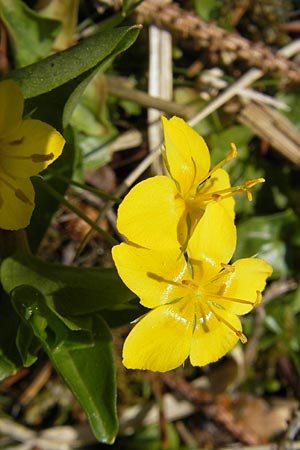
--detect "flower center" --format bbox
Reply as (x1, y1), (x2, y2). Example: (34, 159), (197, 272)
(182, 263), (261, 343)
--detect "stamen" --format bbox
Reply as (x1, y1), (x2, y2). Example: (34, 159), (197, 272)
(204, 263), (235, 285)
(245, 178), (265, 188)
(182, 280), (198, 289)
(196, 143), (237, 188)
(210, 305), (247, 343)
(254, 290), (262, 307)
(207, 292), (257, 306)
(199, 177), (265, 204)
(148, 272), (185, 288)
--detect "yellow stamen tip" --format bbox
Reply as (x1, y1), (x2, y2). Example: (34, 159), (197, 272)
(245, 178), (265, 188)
(254, 291), (262, 307)
(237, 331), (247, 344)
(246, 190), (253, 201)
(228, 142), (237, 160)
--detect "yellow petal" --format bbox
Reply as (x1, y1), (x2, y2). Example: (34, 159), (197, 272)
(0, 175), (34, 230)
(117, 176), (179, 249)
(188, 202), (236, 282)
(2, 120), (65, 177)
(215, 258), (273, 315)
(190, 307), (241, 366)
(112, 242), (188, 308)
(123, 300), (193, 371)
(173, 196), (187, 245)
(0, 80), (23, 137)
(162, 116), (210, 196)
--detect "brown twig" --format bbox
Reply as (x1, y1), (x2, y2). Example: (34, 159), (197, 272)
(19, 362), (52, 406)
(160, 372), (263, 445)
(136, 0), (300, 84)
(238, 102), (300, 165)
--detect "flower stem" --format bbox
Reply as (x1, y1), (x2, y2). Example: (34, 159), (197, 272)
(36, 176), (119, 246)
(47, 169), (121, 203)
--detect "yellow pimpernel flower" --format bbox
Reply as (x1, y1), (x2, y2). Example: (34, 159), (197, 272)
(112, 202), (272, 372)
(0, 79), (65, 230)
(116, 116), (263, 249)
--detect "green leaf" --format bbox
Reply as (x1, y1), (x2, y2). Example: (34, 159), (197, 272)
(0, 288), (22, 379)
(101, 298), (147, 328)
(16, 321), (40, 367)
(1, 252), (136, 320)
(0, 0), (61, 67)
(235, 209), (300, 278)
(194, 0), (222, 21)
(10, 25), (141, 99)
(11, 285), (117, 443)
(276, 90), (300, 126)
(10, 25), (141, 129)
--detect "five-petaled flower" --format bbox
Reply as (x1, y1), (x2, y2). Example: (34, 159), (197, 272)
(0, 79), (65, 230)
(116, 116), (264, 250)
(112, 202), (272, 372)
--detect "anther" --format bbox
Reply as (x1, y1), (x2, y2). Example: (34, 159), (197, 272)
(236, 330), (247, 344)
(254, 290), (262, 307)
(227, 143), (237, 160)
(211, 306), (248, 343)
(245, 178), (265, 188)
(207, 293), (256, 306)
(196, 143), (238, 188)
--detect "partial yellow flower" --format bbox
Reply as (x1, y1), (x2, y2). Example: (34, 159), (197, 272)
(0, 79), (65, 230)
(112, 202), (272, 372)
(117, 116), (263, 249)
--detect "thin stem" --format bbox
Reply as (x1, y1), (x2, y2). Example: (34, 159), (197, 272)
(35, 176), (119, 246)
(47, 169), (121, 203)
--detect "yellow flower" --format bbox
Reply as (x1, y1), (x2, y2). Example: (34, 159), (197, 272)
(0, 79), (65, 230)
(116, 116), (263, 249)
(112, 202), (272, 372)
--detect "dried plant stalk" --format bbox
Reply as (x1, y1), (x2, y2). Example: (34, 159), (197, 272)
(238, 102), (300, 165)
(136, 0), (300, 84)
